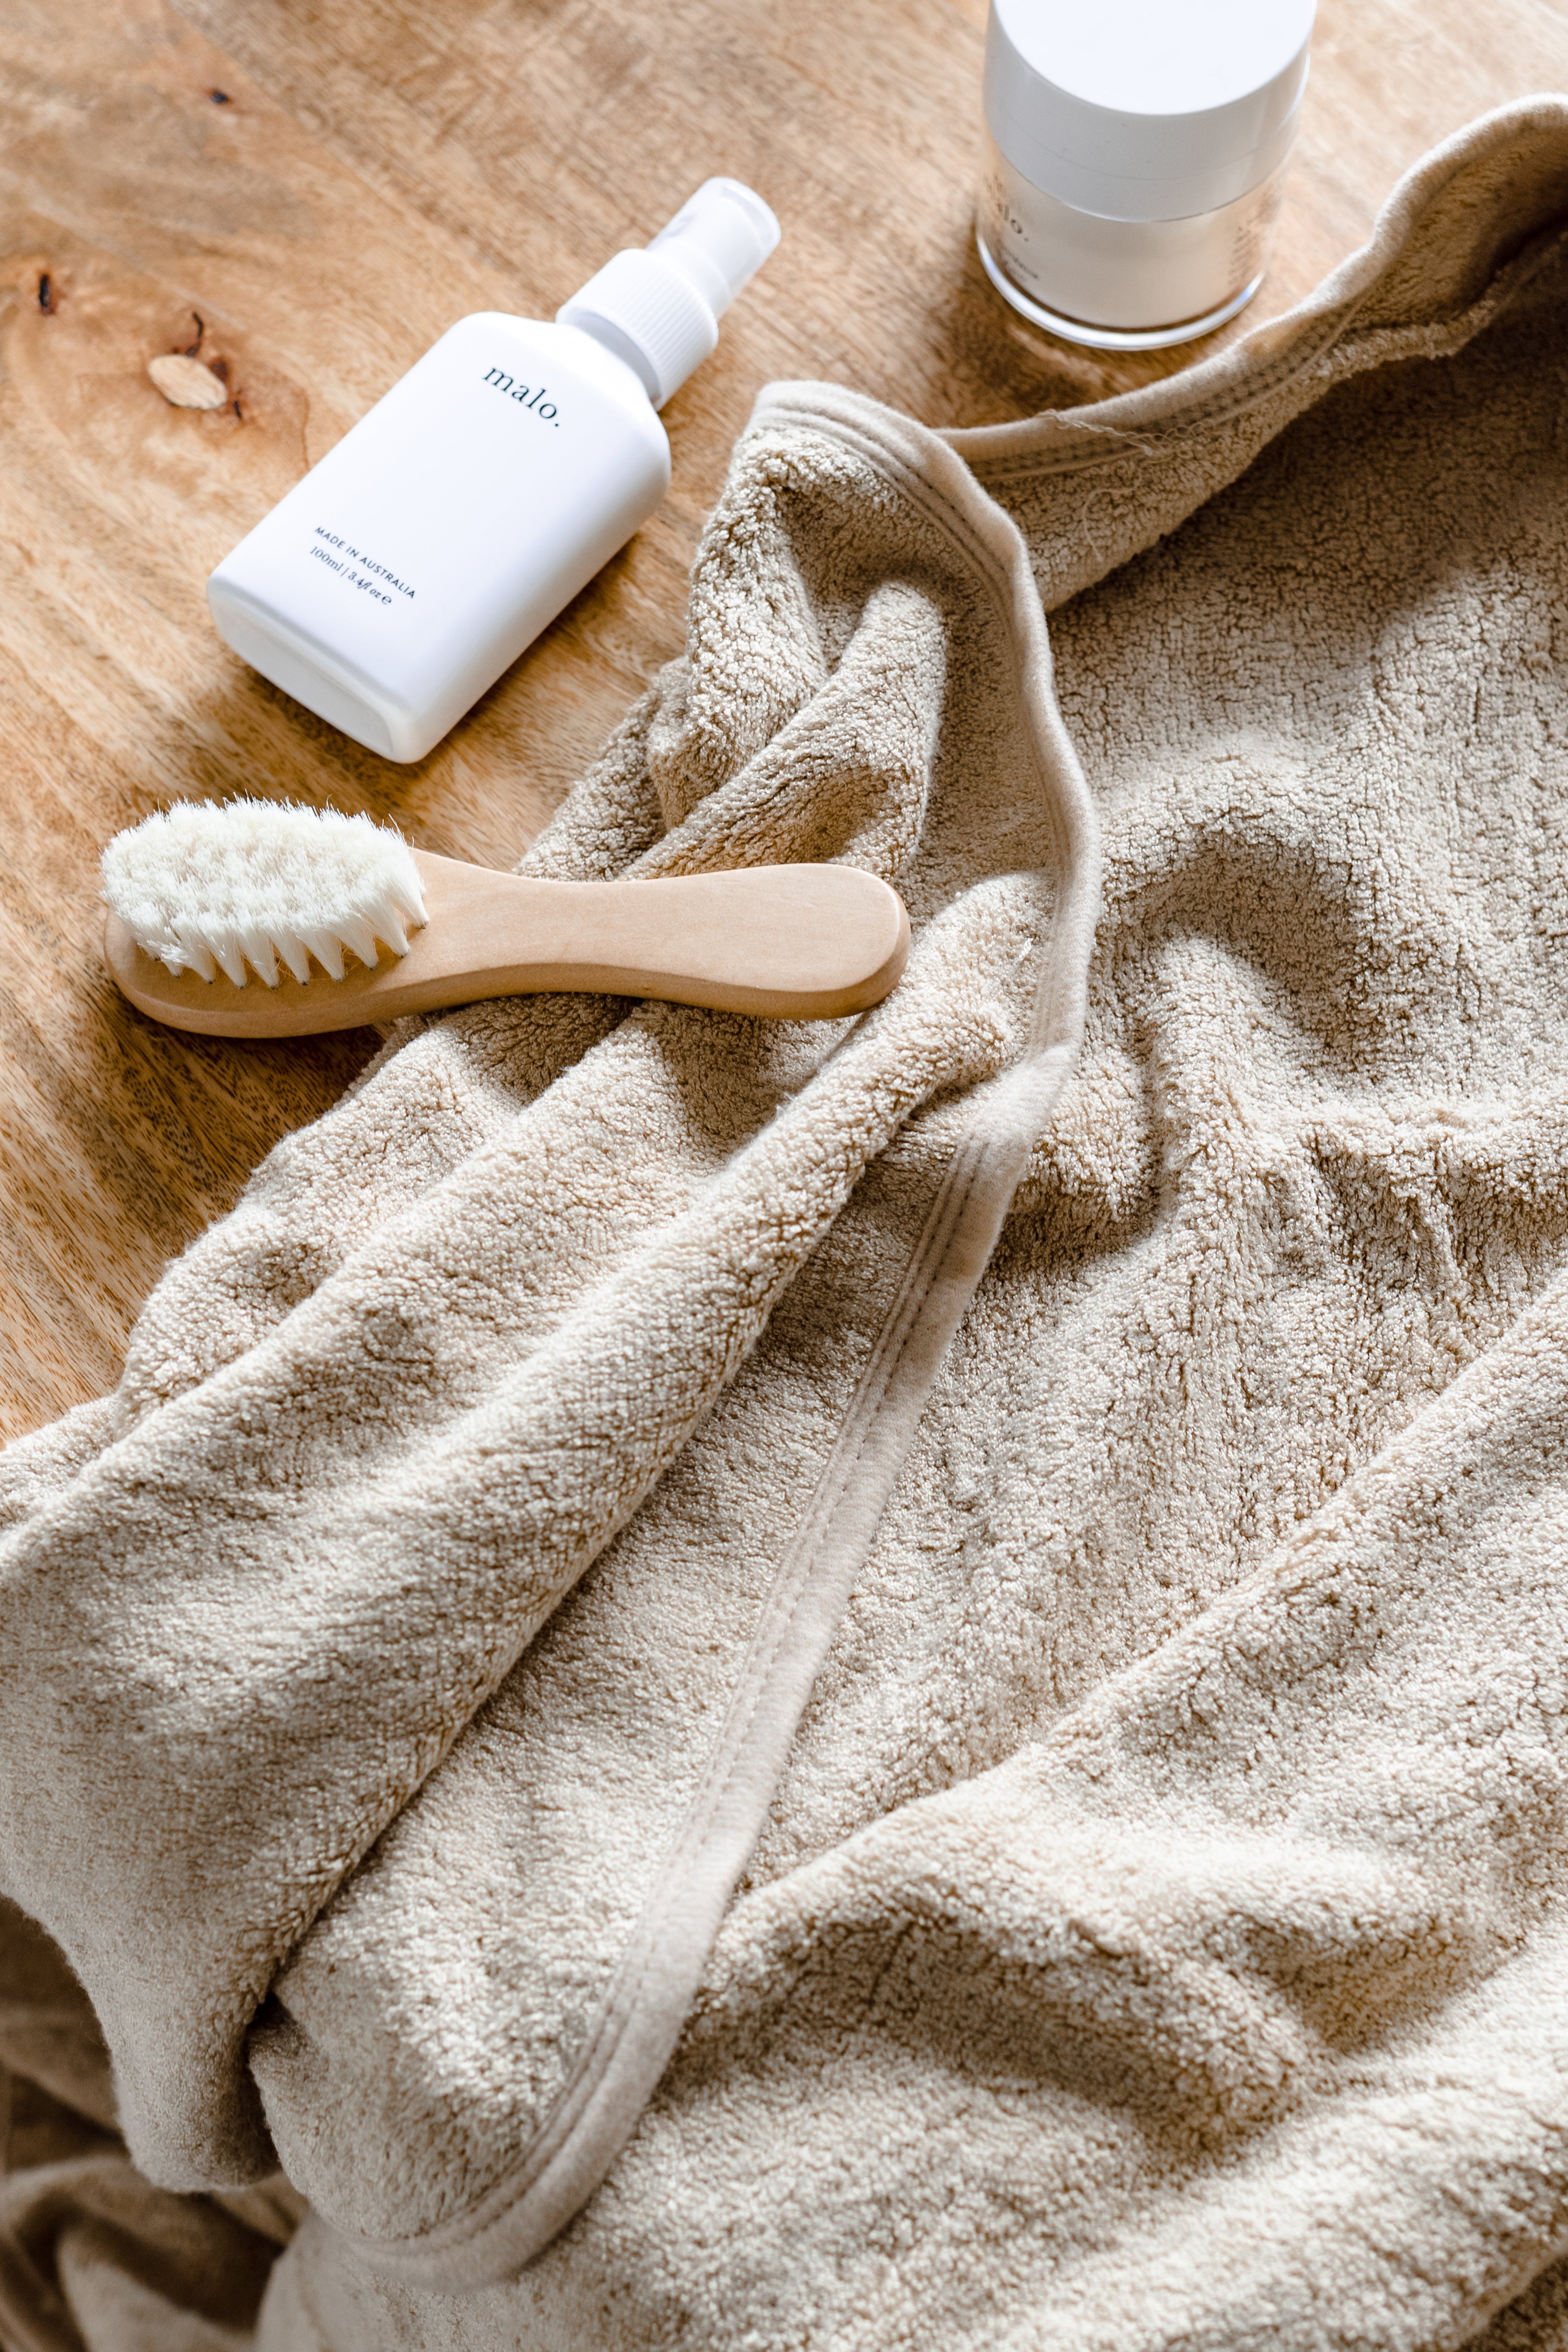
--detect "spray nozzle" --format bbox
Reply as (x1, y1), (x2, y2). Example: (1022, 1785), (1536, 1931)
(647, 179), (781, 315)
(557, 177), (781, 408)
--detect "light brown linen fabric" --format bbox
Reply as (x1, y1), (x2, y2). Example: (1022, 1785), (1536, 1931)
(5, 91), (1568, 2352)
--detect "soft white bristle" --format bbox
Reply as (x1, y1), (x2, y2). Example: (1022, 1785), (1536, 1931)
(101, 799), (428, 989)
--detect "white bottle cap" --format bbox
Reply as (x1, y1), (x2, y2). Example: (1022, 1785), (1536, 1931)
(557, 178), (781, 407)
(985, 0), (1313, 224)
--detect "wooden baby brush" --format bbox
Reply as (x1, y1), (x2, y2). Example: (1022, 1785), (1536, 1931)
(101, 800), (910, 1039)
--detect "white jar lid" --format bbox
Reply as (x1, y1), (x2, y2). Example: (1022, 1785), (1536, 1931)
(985, 0), (1313, 223)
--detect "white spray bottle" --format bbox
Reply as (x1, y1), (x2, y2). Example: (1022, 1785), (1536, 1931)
(207, 179), (780, 764)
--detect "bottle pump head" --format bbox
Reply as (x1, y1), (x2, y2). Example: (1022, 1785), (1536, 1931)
(556, 178), (780, 407)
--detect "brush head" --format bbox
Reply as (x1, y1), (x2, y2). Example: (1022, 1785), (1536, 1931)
(101, 798), (428, 987)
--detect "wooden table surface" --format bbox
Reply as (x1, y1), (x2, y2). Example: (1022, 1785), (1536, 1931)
(1, 0), (1565, 1442)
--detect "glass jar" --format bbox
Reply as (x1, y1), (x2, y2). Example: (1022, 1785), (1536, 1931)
(978, 0), (1313, 353)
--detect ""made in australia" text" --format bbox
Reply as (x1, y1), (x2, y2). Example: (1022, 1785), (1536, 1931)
(310, 527), (415, 604)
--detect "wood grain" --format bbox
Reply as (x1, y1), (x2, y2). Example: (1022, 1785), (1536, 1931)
(0, 0), (1565, 1438)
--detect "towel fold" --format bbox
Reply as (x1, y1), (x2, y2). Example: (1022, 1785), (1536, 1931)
(6, 93), (1568, 2352)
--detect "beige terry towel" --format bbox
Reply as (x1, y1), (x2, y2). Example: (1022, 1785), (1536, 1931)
(0, 1895), (301, 2351)
(6, 94), (1568, 2352)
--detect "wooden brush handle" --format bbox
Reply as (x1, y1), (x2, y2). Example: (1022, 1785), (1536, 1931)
(105, 852), (912, 1038)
